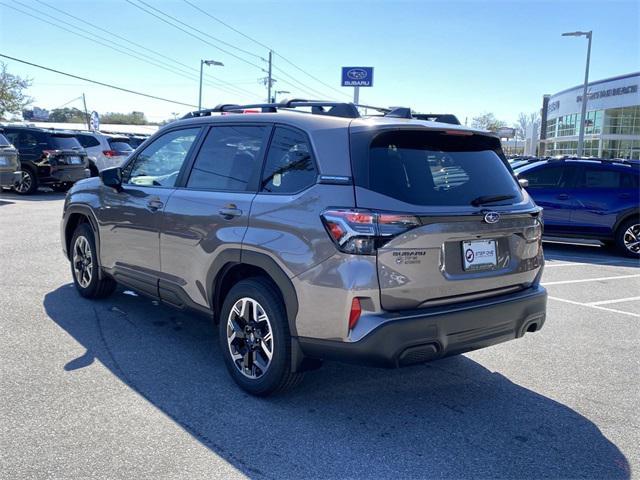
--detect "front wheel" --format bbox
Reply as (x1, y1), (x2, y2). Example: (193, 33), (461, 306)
(219, 278), (303, 396)
(70, 223), (117, 298)
(615, 218), (640, 258)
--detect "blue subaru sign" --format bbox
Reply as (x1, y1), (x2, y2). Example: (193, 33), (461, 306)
(341, 67), (374, 87)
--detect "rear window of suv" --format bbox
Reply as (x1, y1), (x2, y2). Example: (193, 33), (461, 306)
(353, 130), (521, 206)
(49, 134), (82, 150)
(0, 133), (10, 146)
(108, 139), (134, 152)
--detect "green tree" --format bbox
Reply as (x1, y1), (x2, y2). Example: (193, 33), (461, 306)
(49, 107), (86, 123)
(0, 62), (32, 119)
(471, 112), (507, 132)
(101, 111), (148, 125)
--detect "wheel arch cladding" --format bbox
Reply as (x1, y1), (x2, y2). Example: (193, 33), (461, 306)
(212, 250), (299, 336)
(63, 206), (100, 262)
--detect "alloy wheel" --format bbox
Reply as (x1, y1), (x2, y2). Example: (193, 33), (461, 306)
(72, 235), (93, 288)
(623, 223), (640, 254)
(15, 171), (32, 193)
(226, 297), (274, 379)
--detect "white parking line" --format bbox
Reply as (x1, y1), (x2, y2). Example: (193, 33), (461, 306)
(542, 274), (640, 286)
(544, 260), (638, 268)
(587, 296), (640, 306)
(548, 296), (640, 318)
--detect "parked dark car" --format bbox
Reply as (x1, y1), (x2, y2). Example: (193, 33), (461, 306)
(515, 158), (640, 257)
(2, 126), (90, 194)
(0, 128), (21, 189)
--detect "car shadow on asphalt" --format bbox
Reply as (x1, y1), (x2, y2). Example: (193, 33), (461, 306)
(543, 241), (640, 268)
(43, 285), (630, 479)
(0, 190), (66, 201)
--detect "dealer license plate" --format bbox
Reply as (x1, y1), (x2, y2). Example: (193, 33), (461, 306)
(462, 239), (497, 271)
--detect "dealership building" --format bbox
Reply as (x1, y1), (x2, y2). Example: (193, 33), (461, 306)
(540, 72), (640, 159)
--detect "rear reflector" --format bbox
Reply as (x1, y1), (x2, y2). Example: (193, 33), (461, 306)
(443, 130), (474, 136)
(348, 297), (361, 330)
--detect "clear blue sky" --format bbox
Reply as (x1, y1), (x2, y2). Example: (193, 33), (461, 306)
(1, 0), (638, 124)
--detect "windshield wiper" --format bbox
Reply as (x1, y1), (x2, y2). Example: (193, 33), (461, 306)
(471, 194), (516, 206)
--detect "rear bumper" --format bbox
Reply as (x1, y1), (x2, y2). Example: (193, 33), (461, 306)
(298, 285), (547, 368)
(0, 170), (21, 187)
(40, 168), (90, 185)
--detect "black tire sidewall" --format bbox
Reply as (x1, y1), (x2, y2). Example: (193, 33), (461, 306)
(219, 279), (291, 396)
(616, 218), (640, 258)
(15, 167), (37, 195)
(70, 224), (102, 297)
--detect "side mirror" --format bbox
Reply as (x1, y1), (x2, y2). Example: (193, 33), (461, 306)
(100, 167), (123, 191)
(518, 178), (529, 188)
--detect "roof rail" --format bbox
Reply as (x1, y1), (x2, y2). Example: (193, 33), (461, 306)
(181, 99), (361, 119)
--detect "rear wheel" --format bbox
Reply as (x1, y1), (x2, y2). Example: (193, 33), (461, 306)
(615, 218), (640, 258)
(70, 223), (117, 298)
(219, 277), (303, 396)
(14, 167), (38, 195)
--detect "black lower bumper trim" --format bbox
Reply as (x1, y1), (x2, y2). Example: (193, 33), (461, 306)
(298, 285), (547, 368)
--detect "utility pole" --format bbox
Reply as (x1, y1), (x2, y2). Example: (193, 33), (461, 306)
(82, 93), (90, 130)
(562, 30), (592, 157)
(267, 50), (273, 102)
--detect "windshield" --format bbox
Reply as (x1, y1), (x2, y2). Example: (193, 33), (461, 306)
(49, 135), (82, 150)
(356, 130), (522, 207)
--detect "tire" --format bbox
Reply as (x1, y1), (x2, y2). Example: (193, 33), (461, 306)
(88, 162), (99, 177)
(615, 218), (640, 258)
(219, 277), (303, 396)
(70, 223), (117, 298)
(51, 183), (71, 193)
(14, 167), (38, 195)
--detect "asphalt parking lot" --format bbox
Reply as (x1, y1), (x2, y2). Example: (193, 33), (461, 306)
(1, 190), (638, 480)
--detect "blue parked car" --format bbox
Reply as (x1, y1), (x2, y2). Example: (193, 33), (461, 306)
(514, 158), (640, 257)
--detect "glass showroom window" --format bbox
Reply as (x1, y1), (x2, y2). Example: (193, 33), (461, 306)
(602, 139), (640, 159)
(583, 139), (600, 157)
(584, 110), (603, 135)
(546, 118), (557, 139)
(604, 106), (640, 135)
(557, 114), (580, 137)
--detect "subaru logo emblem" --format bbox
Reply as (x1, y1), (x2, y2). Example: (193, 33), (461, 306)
(484, 212), (500, 224)
(347, 68), (368, 80)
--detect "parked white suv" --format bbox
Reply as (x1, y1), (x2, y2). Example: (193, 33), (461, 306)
(74, 131), (134, 175)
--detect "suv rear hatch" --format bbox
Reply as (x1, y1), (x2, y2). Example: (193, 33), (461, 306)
(348, 126), (543, 310)
(45, 134), (87, 167)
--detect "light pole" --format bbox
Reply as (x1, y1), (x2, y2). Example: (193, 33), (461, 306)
(562, 30), (592, 157)
(273, 90), (290, 103)
(198, 59), (224, 110)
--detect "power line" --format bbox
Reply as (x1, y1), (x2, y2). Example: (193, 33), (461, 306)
(180, 0), (351, 100)
(0, 53), (198, 108)
(6, 0), (260, 100)
(125, 0), (266, 72)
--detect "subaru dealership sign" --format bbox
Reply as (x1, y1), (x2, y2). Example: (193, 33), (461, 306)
(341, 67), (374, 87)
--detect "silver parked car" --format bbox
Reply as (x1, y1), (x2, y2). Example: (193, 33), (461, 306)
(74, 131), (134, 175)
(61, 100), (547, 396)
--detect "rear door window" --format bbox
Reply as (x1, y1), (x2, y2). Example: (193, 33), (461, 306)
(261, 127), (317, 193)
(186, 125), (269, 191)
(357, 130), (521, 206)
(76, 135), (101, 148)
(49, 135), (82, 150)
(108, 139), (134, 153)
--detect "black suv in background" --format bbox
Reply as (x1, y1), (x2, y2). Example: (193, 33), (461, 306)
(2, 126), (89, 194)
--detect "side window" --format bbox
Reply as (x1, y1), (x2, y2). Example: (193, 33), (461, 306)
(520, 165), (566, 188)
(14, 132), (40, 149)
(621, 172), (639, 189)
(123, 128), (200, 188)
(187, 126), (268, 191)
(3, 131), (18, 146)
(261, 127), (317, 193)
(576, 168), (621, 188)
(77, 135), (100, 148)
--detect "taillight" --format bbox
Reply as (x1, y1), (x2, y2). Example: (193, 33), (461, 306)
(320, 208), (420, 254)
(42, 149), (57, 165)
(348, 297), (362, 330)
(103, 150), (119, 157)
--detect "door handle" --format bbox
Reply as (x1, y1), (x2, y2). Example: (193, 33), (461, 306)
(556, 194), (570, 200)
(147, 199), (164, 211)
(219, 205), (242, 219)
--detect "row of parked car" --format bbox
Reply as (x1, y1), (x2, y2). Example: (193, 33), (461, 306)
(0, 124), (148, 194)
(508, 156), (639, 257)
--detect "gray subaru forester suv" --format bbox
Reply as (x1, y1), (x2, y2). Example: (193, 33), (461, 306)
(61, 101), (547, 396)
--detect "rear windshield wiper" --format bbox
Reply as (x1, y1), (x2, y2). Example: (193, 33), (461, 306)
(471, 194), (516, 206)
